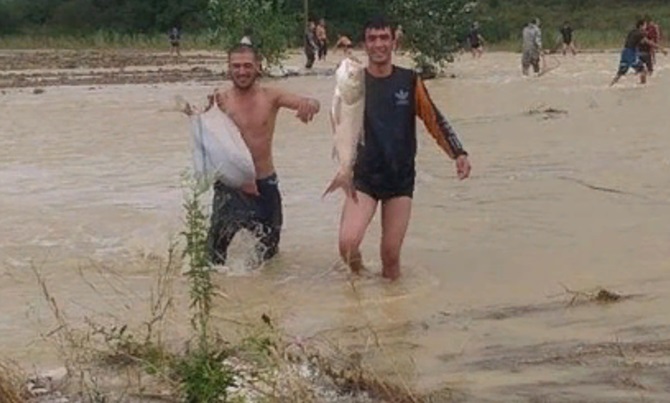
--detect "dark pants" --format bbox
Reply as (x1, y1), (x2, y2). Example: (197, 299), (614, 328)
(305, 48), (315, 69)
(207, 174), (283, 266)
(318, 41), (328, 60)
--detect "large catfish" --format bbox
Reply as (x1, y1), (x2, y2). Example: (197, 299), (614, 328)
(323, 57), (366, 200)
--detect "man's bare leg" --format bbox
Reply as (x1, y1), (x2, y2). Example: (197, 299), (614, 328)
(639, 68), (648, 84)
(338, 191), (378, 274)
(380, 197), (412, 281)
(610, 73), (623, 87)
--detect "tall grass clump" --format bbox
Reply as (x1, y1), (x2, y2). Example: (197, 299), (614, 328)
(175, 179), (235, 402)
(0, 362), (25, 403)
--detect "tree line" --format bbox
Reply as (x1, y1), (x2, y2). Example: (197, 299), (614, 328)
(1, 0), (666, 41)
(1, 0), (668, 66)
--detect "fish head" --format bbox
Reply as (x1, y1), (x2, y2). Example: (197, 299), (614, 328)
(335, 57), (365, 105)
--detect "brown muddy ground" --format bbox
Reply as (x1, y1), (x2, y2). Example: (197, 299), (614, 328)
(2, 49), (670, 402)
(0, 49), (333, 88)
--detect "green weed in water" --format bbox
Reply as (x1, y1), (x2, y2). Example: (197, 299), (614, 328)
(178, 178), (236, 402)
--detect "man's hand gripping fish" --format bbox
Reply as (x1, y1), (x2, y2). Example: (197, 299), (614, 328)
(323, 57), (366, 201)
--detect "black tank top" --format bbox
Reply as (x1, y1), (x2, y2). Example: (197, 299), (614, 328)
(354, 66), (417, 182)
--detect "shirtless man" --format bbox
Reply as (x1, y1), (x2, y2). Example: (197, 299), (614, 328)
(337, 15), (471, 281)
(187, 44), (320, 266)
(316, 18), (329, 61)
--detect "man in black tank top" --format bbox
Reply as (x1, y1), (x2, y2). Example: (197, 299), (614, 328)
(338, 15), (471, 281)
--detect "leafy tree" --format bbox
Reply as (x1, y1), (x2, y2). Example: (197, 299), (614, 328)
(207, 0), (299, 67)
(389, 0), (476, 75)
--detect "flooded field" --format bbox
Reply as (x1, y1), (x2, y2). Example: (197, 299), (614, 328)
(2, 49), (670, 401)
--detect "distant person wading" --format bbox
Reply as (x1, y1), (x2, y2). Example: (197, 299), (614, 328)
(304, 20), (319, 69)
(468, 22), (485, 58)
(169, 26), (181, 58)
(560, 21), (577, 56)
(316, 18), (329, 61)
(521, 18), (543, 76)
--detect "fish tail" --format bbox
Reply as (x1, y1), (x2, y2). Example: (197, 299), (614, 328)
(322, 170), (356, 200)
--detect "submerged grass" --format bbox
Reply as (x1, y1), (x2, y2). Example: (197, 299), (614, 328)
(0, 361), (25, 403)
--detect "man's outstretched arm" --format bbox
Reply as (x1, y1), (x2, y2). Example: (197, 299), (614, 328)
(274, 89), (320, 123)
(415, 77), (471, 179)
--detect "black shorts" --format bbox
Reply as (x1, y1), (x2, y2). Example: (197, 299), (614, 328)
(354, 171), (415, 201)
(207, 173), (283, 265)
(639, 52), (653, 72)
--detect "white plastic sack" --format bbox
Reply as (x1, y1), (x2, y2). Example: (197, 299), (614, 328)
(188, 102), (256, 191)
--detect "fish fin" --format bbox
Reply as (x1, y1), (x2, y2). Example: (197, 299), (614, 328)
(331, 146), (338, 161)
(332, 95), (342, 126)
(329, 107), (337, 134)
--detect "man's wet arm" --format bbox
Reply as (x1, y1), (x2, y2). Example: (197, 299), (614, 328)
(415, 78), (468, 159)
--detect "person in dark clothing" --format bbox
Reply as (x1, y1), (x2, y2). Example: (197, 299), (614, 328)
(304, 20), (318, 69)
(610, 19), (666, 86)
(560, 21), (576, 56)
(337, 15), (471, 281)
(169, 26), (181, 57)
(468, 22), (485, 58)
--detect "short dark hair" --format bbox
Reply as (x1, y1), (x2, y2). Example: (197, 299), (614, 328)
(228, 43), (261, 61)
(363, 14), (395, 38)
(636, 18), (646, 28)
(644, 15), (653, 23)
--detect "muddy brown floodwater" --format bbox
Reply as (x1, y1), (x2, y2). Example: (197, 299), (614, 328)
(2, 49), (670, 402)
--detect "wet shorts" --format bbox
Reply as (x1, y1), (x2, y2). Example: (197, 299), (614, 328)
(617, 48), (644, 75)
(354, 171), (415, 201)
(207, 173), (283, 265)
(639, 51), (653, 73)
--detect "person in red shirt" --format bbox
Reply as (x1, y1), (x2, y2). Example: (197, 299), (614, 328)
(645, 15), (662, 64)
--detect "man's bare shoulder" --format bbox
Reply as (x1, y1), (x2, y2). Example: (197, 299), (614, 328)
(213, 86), (232, 99)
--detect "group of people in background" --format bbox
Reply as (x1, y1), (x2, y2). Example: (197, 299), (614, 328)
(464, 15), (666, 86)
(304, 18), (329, 69)
(304, 20), (405, 69)
(169, 13), (666, 86)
